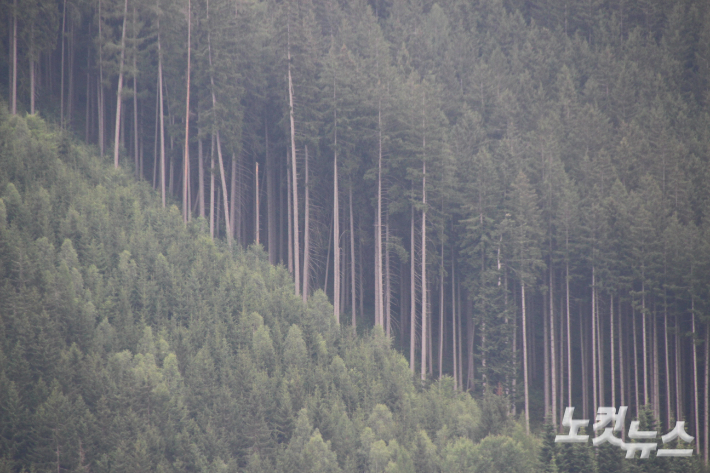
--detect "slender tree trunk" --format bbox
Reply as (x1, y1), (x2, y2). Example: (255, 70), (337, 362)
(439, 239), (444, 379)
(642, 278), (649, 406)
(198, 133), (204, 219)
(611, 294), (616, 408)
(206, 0), (231, 247)
(550, 267), (556, 425)
(386, 211), (391, 337)
(350, 187), (356, 330)
(287, 163), (293, 273)
(592, 267), (598, 413)
(158, 25), (167, 206)
(266, 121), (276, 264)
(452, 246), (457, 389)
(11, 0), (17, 115)
(182, 0), (192, 222)
(522, 281), (530, 433)
(704, 320), (709, 464)
(98, 0), (105, 156)
(333, 74), (339, 321)
(458, 280), (463, 388)
(633, 305), (640, 417)
(581, 309), (588, 419)
(30, 52), (36, 114)
(113, 0), (129, 168)
(60, 0), (67, 123)
(230, 155), (237, 243)
(653, 309), (660, 419)
(254, 161), (264, 243)
(375, 97), (384, 327)
(664, 308), (671, 429)
(620, 297), (625, 411)
(410, 204), (416, 374)
(287, 15), (299, 296)
(132, 5), (140, 179)
(566, 259), (572, 408)
(303, 146), (310, 302)
(420, 158), (427, 382)
(692, 301), (700, 456)
(209, 133), (215, 238)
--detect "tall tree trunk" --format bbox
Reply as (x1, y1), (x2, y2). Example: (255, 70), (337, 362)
(266, 121), (276, 264)
(704, 320), (709, 464)
(30, 48), (36, 114)
(522, 281), (530, 433)
(592, 267), (598, 413)
(182, 0), (192, 222)
(420, 158), (427, 382)
(60, 0), (67, 123)
(452, 245), (457, 389)
(98, 0), (105, 156)
(230, 154), (237, 243)
(550, 268), (556, 426)
(133, 6), (139, 179)
(113, 0), (129, 168)
(206, 0), (230, 247)
(410, 204), (416, 374)
(581, 309), (588, 419)
(287, 163), (293, 273)
(198, 132), (204, 219)
(333, 74), (339, 322)
(633, 305), (640, 417)
(642, 277), (649, 406)
(692, 300), (700, 456)
(350, 187), (356, 331)
(439, 239), (444, 379)
(254, 161), (264, 243)
(209, 133), (215, 238)
(611, 294), (616, 408)
(303, 146), (310, 302)
(158, 23), (166, 206)
(664, 306), (671, 429)
(566, 259), (572, 407)
(375, 97), (384, 327)
(11, 0), (17, 115)
(386, 210), (391, 337)
(287, 14), (299, 296)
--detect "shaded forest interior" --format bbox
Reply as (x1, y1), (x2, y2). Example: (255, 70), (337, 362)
(2, 0), (710, 471)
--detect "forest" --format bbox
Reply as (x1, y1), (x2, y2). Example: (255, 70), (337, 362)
(1, 0), (710, 471)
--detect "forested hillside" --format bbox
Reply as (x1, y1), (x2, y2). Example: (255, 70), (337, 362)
(2, 0), (710, 470)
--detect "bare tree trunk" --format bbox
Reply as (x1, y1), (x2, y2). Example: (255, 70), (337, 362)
(266, 121), (276, 264)
(287, 163), (293, 273)
(98, 0), (105, 156)
(60, 0), (67, 123)
(230, 155), (237, 243)
(439, 239), (444, 379)
(333, 150), (339, 322)
(653, 309), (660, 419)
(664, 307), (671, 429)
(420, 158), (427, 382)
(158, 23), (166, 206)
(287, 13), (299, 296)
(31, 51), (36, 114)
(581, 309), (588, 419)
(386, 211), (391, 336)
(692, 300), (700, 456)
(11, 0), (17, 115)
(611, 294), (616, 408)
(633, 305), (640, 417)
(256, 162), (260, 244)
(458, 279), (463, 388)
(303, 146), (310, 302)
(410, 204), (416, 374)
(133, 5), (140, 179)
(198, 130), (204, 218)
(642, 277), (649, 406)
(182, 0), (192, 222)
(350, 187), (356, 331)
(206, 0), (230, 247)
(113, 0), (129, 168)
(375, 97), (384, 327)
(452, 246), (457, 389)
(565, 258), (572, 406)
(704, 320), (709, 464)
(550, 267), (556, 426)
(209, 133), (215, 238)
(592, 267), (598, 413)
(522, 281), (530, 433)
